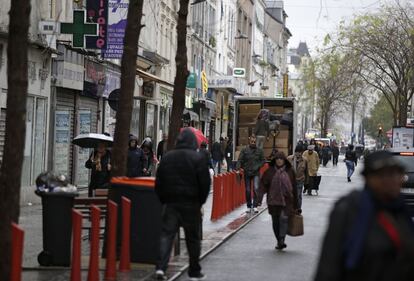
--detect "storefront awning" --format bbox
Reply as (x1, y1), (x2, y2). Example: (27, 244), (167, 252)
(183, 109), (199, 122)
(137, 69), (174, 88)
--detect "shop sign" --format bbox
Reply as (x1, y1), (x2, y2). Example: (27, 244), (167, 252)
(83, 59), (106, 97)
(60, 10), (98, 48)
(103, 0), (129, 58)
(201, 71), (208, 94)
(86, 0), (109, 49)
(103, 67), (121, 98)
(209, 76), (233, 88)
(142, 81), (155, 98)
(186, 72), (197, 89)
(283, 73), (289, 97)
(233, 68), (246, 78)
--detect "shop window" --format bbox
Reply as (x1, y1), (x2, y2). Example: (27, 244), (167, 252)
(130, 99), (140, 139)
(146, 103), (158, 142)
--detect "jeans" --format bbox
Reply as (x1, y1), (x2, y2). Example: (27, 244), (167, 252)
(157, 204), (202, 277)
(212, 160), (222, 174)
(345, 160), (355, 178)
(332, 155), (339, 166)
(271, 210), (288, 243)
(256, 135), (266, 149)
(244, 175), (260, 208)
(296, 182), (304, 209)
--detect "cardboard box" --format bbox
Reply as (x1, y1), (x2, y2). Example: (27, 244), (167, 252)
(263, 138), (288, 148)
(239, 127), (250, 137)
(239, 113), (257, 124)
(277, 130), (290, 139)
(240, 104), (261, 114)
(268, 106), (285, 114)
(238, 136), (249, 145)
(263, 148), (289, 158)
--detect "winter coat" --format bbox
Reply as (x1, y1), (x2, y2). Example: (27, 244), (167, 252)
(236, 145), (265, 177)
(303, 150), (320, 177)
(155, 129), (211, 206)
(255, 119), (270, 137)
(127, 147), (146, 177)
(345, 149), (358, 164)
(157, 139), (167, 161)
(332, 146), (340, 157)
(314, 189), (414, 281)
(322, 146), (331, 160)
(225, 141), (233, 160)
(199, 147), (213, 169)
(211, 141), (224, 161)
(287, 154), (307, 183)
(258, 166), (298, 213)
(85, 150), (111, 190)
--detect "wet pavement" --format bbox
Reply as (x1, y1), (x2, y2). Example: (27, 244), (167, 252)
(175, 158), (364, 281)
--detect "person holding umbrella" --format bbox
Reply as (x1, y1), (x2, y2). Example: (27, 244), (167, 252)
(85, 139), (111, 197)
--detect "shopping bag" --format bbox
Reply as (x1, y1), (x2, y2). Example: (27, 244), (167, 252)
(221, 159), (228, 171)
(287, 214), (304, 236)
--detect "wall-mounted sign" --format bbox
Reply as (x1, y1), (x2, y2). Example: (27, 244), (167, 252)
(103, 0), (129, 59)
(83, 59), (106, 98)
(143, 82), (155, 98)
(86, 0), (108, 49)
(60, 10), (98, 48)
(201, 71), (208, 94)
(283, 73), (289, 97)
(233, 68), (246, 78)
(186, 72), (197, 89)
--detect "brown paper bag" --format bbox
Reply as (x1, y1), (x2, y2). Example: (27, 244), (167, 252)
(287, 214), (304, 236)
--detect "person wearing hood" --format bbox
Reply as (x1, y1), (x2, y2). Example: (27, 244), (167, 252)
(155, 128), (211, 281)
(345, 144), (358, 182)
(85, 141), (111, 197)
(258, 151), (298, 250)
(314, 151), (414, 281)
(237, 136), (265, 213)
(127, 135), (146, 177)
(141, 137), (155, 176)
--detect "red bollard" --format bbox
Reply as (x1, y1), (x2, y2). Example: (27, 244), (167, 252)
(230, 172), (235, 211)
(225, 173), (231, 214)
(210, 176), (219, 221)
(88, 206), (101, 281)
(105, 200), (118, 281)
(10, 223), (24, 281)
(119, 197), (131, 272)
(71, 210), (83, 281)
(217, 175), (224, 219)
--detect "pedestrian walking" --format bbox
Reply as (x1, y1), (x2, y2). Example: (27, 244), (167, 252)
(314, 150), (414, 281)
(225, 138), (233, 171)
(198, 141), (213, 170)
(259, 152), (299, 250)
(126, 135), (146, 177)
(332, 143), (340, 166)
(345, 144), (358, 182)
(237, 137), (265, 213)
(211, 138), (224, 174)
(303, 145), (320, 195)
(141, 137), (155, 176)
(254, 110), (270, 149)
(321, 144), (331, 167)
(154, 128), (211, 281)
(85, 141), (111, 197)
(156, 133), (168, 161)
(288, 146), (307, 209)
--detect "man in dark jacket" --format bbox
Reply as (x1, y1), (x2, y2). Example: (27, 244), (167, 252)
(211, 138), (224, 174)
(156, 133), (168, 161)
(155, 128), (211, 281)
(314, 151), (414, 281)
(332, 143), (340, 166)
(126, 135), (146, 177)
(237, 137), (265, 213)
(345, 144), (358, 182)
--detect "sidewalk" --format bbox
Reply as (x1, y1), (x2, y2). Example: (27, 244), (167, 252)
(20, 185), (262, 281)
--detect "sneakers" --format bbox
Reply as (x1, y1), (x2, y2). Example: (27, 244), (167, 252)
(246, 207), (252, 213)
(155, 270), (167, 280)
(189, 273), (206, 280)
(253, 207), (259, 213)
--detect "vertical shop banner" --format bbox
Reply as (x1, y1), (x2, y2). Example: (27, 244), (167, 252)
(86, 0), (109, 50)
(77, 110), (92, 186)
(55, 111), (71, 176)
(84, 59), (106, 98)
(103, 67), (121, 98)
(103, 0), (129, 59)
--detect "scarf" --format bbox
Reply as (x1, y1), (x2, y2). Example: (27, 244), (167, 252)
(344, 187), (414, 270)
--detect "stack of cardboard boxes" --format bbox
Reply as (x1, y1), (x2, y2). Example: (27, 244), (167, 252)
(236, 104), (292, 159)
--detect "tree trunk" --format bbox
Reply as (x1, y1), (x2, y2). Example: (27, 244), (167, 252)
(399, 96), (408, 126)
(167, 0), (190, 151)
(111, 0), (144, 177)
(0, 0), (31, 279)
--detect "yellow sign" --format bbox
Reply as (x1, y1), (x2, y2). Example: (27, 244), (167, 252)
(201, 70), (208, 94)
(283, 74), (288, 97)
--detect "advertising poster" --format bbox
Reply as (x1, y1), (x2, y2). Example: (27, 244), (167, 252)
(76, 110), (92, 186)
(103, 0), (129, 59)
(54, 111), (71, 176)
(392, 127), (414, 148)
(103, 67), (121, 98)
(84, 59), (106, 97)
(86, 0), (109, 50)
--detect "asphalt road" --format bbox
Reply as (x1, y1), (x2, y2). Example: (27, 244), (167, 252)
(176, 158), (364, 281)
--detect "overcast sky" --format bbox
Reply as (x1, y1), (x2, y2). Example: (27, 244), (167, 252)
(284, 0), (396, 52)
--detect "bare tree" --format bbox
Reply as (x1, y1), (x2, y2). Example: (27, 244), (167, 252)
(167, 0), (190, 150)
(111, 0), (145, 177)
(0, 0), (31, 279)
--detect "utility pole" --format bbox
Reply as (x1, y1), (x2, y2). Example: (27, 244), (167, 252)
(351, 102), (355, 145)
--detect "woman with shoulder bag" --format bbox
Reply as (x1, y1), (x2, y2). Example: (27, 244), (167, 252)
(258, 151), (299, 250)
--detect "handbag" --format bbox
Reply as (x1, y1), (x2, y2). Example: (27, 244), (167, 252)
(287, 214), (304, 236)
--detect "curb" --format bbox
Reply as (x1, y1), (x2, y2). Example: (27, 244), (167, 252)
(167, 207), (267, 281)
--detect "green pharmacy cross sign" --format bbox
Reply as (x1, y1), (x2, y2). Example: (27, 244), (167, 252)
(60, 10), (98, 48)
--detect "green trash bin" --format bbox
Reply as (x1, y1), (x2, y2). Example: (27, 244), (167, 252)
(106, 177), (162, 264)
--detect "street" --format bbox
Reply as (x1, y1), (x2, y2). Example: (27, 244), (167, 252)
(176, 159), (363, 281)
